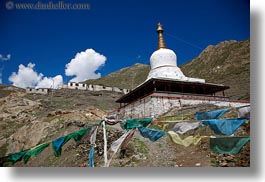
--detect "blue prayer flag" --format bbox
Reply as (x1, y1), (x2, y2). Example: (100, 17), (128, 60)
(195, 108), (229, 120)
(202, 118), (247, 135)
(89, 147), (95, 167)
(138, 127), (165, 142)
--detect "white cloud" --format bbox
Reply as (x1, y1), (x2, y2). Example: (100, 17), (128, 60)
(8, 63), (63, 89)
(9, 63), (43, 88)
(0, 54), (11, 61)
(0, 53), (11, 84)
(0, 70), (2, 84)
(65, 49), (106, 82)
(36, 75), (63, 89)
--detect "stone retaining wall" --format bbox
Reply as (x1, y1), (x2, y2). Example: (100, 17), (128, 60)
(113, 93), (250, 119)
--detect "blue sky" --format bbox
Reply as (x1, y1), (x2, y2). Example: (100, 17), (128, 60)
(0, 0), (250, 87)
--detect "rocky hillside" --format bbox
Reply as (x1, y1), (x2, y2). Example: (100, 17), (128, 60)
(0, 87), (122, 158)
(85, 63), (150, 90)
(85, 39), (250, 99)
(181, 39), (250, 100)
(0, 89), (250, 167)
(0, 84), (24, 98)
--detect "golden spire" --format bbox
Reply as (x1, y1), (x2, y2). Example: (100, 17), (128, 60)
(157, 22), (166, 49)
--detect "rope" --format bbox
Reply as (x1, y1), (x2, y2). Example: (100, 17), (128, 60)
(164, 32), (203, 50)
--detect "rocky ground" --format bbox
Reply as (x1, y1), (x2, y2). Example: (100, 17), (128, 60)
(0, 86), (250, 167)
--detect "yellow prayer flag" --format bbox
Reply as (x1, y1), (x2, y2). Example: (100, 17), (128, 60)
(168, 131), (202, 147)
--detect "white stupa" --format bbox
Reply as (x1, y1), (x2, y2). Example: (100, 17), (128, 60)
(147, 23), (205, 83)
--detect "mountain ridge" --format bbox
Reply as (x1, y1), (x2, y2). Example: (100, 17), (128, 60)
(84, 63), (151, 89)
(181, 39), (250, 99)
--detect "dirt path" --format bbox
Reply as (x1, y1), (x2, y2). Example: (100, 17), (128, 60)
(135, 132), (178, 167)
(136, 132), (211, 167)
(109, 124), (211, 167)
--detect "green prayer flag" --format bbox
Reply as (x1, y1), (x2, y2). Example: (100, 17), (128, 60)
(73, 127), (90, 141)
(23, 142), (50, 164)
(0, 126), (91, 165)
(9, 150), (29, 164)
(52, 127), (90, 157)
(124, 118), (153, 130)
(210, 137), (250, 154)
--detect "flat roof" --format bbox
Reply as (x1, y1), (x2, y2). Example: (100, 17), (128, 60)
(116, 78), (230, 103)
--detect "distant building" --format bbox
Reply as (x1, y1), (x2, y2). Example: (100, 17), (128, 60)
(122, 89), (130, 94)
(67, 82), (87, 90)
(92, 85), (106, 91)
(62, 84), (68, 89)
(101, 86), (113, 92)
(26, 88), (50, 95)
(65, 82), (130, 94)
(112, 87), (122, 93)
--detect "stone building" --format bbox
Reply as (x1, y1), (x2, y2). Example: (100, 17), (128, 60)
(114, 23), (249, 119)
(65, 82), (130, 94)
(92, 85), (112, 92)
(67, 82), (87, 90)
(26, 88), (50, 95)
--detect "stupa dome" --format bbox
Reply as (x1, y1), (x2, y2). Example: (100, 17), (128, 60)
(150, 48), (177, 69)
(147, 23), (205, 83)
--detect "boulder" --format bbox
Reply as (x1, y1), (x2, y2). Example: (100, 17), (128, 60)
(6, 121), (51, 154)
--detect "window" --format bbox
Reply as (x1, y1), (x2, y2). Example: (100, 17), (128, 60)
(75, 83), (79, 86)
(70, 83), (73, 86)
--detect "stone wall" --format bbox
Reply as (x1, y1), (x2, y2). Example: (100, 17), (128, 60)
(67, 82), (87, 90)
(27, 83), (130, 95)
(114, 93), (250, 119)
(66, 82), (129, 94)
(26, 88), (49, 95)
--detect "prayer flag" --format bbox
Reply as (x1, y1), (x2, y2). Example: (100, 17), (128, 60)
(169, 121), (201, 135)
(23, 142), (50, 164)
(195, 108), (229, 120)
(202, 118), (247, 135)
(168, 131), (202, 147)
(210, 137), (250, 154)
(124, 118), (153, 130)
(89, 146), (95, 167)
(138, 127), (165, 142)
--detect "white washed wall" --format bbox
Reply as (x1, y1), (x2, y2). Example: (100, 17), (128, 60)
(116, 95), (249, 119)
